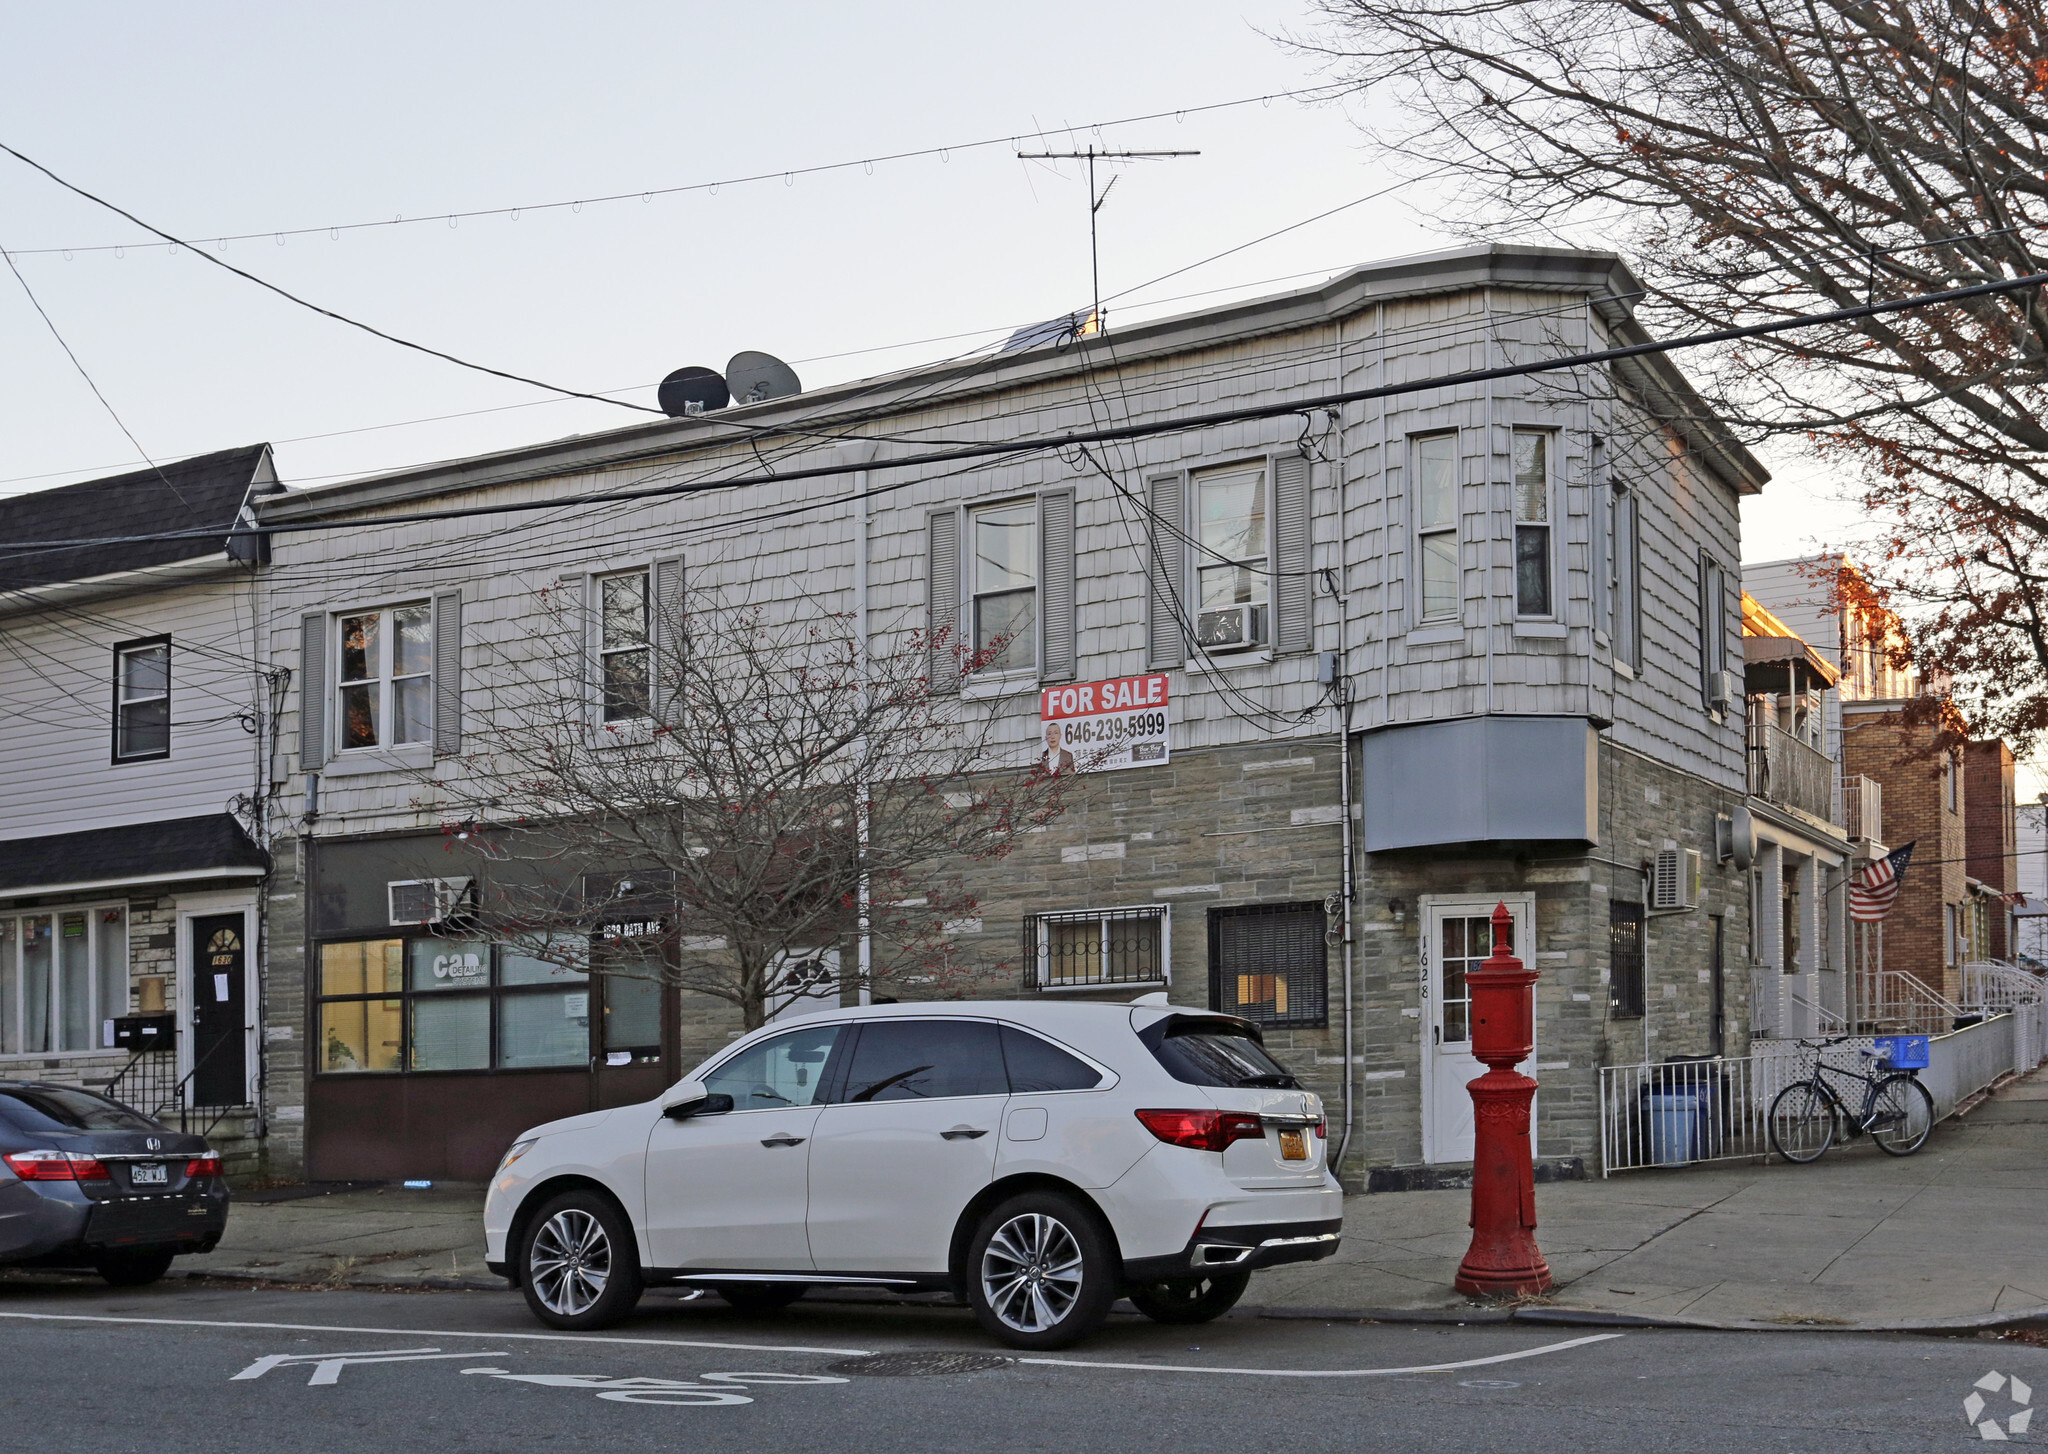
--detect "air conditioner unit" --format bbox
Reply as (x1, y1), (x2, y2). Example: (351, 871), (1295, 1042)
(1650, 849), (1701, 911)
(388, 877), (474, 927)
(1708, 667), (1739, 713)
(1196, 602), (1269, 651)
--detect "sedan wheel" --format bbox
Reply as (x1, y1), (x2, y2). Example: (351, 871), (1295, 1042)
(967, 1192), (1114, 1350)
(520, 1190), (643, 1330)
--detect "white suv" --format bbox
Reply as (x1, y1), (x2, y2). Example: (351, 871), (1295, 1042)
(484, 996), (1341, 1348)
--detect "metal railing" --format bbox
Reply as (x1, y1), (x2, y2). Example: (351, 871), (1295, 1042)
(1843, 774), (1883, 842)
(100, 1036), (244, 1138)
(1849, 965), (1967, 1035)
(1961, 959), (2048, 1076)
(1747, 720), (1837, 823)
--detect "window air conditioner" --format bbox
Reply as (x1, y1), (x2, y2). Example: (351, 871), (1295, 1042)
(1650, 849), (1701, 911)
(388, 877), (474, 927)
(1196, 602), (1268, 651)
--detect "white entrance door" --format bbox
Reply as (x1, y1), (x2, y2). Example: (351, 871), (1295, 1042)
(1420, 895), (1537, 1165)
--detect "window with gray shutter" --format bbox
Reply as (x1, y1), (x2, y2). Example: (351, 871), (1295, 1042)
(1039, 490), (1076, 682)
(651, 556), (685, 722)
(927, 510), (961, 694)
(432, 590), (462, 756)
(1145, 473), (1187, 669)
(299, 612), (327, 770)
(1272, 452), (1312, 652)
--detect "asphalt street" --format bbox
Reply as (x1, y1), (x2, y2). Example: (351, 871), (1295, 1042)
(1, 1274), (2039, 1452)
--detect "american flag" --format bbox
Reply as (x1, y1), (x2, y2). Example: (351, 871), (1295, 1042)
(1849, 841), (1915, 923)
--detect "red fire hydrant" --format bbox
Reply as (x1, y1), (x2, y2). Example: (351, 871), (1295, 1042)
(1453, 901), (1553, 1298)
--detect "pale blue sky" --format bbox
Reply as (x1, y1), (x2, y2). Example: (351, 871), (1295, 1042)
(0, 0), (1860, 565)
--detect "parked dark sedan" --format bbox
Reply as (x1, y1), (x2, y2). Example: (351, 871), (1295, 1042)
(0, 1081), (229, 1285)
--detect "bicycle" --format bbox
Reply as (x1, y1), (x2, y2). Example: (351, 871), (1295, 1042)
(1766, 1036), (1936, 1163)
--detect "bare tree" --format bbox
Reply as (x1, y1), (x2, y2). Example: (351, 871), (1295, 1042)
(1298, 0), (2048, 751)
(417, 585), (1073, 1031)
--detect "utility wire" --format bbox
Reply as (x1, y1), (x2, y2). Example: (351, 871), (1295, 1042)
(0, 140), (665, 415)
(6, 86), (1347, 259)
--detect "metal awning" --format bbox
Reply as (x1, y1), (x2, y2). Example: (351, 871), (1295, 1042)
(0, 813), (269, 899)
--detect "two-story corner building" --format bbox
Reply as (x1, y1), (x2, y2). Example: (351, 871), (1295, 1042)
(1736, 593), (1852, 1039)
(247, 243), (1763, 1186)
(0, 446), (280, 1167)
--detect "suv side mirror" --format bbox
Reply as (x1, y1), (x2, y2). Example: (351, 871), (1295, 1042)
(661, 1081), (734, 1120)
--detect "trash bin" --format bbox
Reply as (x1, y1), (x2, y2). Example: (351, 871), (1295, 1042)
(1645, 1093), (1702, 1166)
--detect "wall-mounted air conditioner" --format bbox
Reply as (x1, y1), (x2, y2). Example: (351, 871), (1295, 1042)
(1196, 602), (1268, 651)
(1651, 848), (1701, 911)
(388, 877), (475, 927)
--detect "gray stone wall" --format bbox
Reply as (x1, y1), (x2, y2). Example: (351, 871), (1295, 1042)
(259, 836), (308, 1179)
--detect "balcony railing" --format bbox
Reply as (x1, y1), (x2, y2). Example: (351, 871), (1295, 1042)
(1747, 720), (1837, 823)
(1843, 773), (1882, 842)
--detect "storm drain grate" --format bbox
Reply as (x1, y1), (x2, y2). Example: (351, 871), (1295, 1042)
(827, 1351), (1014, 1378)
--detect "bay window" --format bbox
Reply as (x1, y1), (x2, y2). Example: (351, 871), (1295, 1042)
(1513, 430), (1553, 617)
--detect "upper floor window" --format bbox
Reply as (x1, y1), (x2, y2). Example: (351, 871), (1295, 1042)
(1194, 464), (1269, 652)
(970, 500), (1036, 674)
(113, 639), (170, 761)
(1699, 554), (1730, 713)
(598, 570), (651, 721)
(1413, 433), (1459, 622)
(1512, 431), (1552, 616)
(338, 603), (431, 751)
(1945, 754), (1960, 813)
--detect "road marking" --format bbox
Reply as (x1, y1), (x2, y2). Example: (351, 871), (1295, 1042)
(233, 1348), (513, 1385)
(0, 1312), (871, 1358)
(1016, 1332), (1626, 1378)
(461, 1368), (851, 1406)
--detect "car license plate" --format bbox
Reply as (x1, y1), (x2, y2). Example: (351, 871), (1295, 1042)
(130, 1163), (168, 1186)
(1278, 1130), (1308, 1161)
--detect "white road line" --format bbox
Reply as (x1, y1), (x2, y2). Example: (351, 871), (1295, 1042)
(1018, 1332), (1628, 1378)
(0, 1312), (872, 1358)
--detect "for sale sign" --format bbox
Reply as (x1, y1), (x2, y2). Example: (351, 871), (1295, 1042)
(1038, 673), (1170, 775)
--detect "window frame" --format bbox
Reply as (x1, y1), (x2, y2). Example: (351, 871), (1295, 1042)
(0, 901), (131, 1059)
(332, 599), (436, 755)
(594, 567), (653, 724)
(965, 497), (1040, 679)
(110, 634), (173, 764)
(311, 934), (594, 1077)
(1189, 460), (1273, 655)
(1511, 428), (1557, 619)
(1410, 430), (1461, 626)
(1698, 551), (1731, 716)
(1609, 900), (1646, 1019)
(1024, 905), (1170, 992)
(1207, 901), (1330, 1030)
(1612, 483), (1641, 674)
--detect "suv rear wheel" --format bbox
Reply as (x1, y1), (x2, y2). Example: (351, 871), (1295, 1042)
(966, 1191), (1115, 1350)
(1126, 1269), (1250, 1324)
(94, 1248), (176, 1287)
(519, 1190), (644, 1330)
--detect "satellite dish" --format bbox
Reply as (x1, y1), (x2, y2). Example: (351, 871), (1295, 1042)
(657, 366), (728, 417)
(724, 350), (802, 405)
(1002, 308), (1099, 353)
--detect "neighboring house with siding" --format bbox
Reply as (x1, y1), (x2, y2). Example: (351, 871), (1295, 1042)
(0, 446), (279, 1171)
(248, 243), (1765, 1185)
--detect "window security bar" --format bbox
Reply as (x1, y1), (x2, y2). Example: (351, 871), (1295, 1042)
(1024, 907), (1166, 991)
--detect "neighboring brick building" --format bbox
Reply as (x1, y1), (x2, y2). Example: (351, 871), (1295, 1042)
(1841, 708), (1968, 1002)
(1964, 740), (2018, 960)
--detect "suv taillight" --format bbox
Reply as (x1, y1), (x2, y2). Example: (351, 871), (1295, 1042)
(185, 1154), (223, 1179)
(1135, 1109), (1266, 1153)
(3, 1150), (111, 1182)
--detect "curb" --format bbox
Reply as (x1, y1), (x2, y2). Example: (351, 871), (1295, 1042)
(1252, 1301), (2048, 1336)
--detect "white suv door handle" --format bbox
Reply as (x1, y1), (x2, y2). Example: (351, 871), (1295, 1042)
(940, 1126), (989, 1140)
(759, 1134), (807, 1148)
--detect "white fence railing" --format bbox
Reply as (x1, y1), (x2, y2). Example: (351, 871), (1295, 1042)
(1599, 1013), (2033, 1175)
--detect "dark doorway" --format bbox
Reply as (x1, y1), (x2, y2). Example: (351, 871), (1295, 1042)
(1708, 913), (1727, 1057)
(191, 913), (248, 1106)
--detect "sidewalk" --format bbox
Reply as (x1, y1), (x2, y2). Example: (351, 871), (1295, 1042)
(176, 1065), (2048, 1332)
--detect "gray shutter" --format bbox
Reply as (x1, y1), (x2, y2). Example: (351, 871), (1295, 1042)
(1039, 490), (1076, 682)
(1272, 453), (1312, 653)
(432, 590), (462, 756)
(1623, 494), (1643, 671)
(298, 613), (327, 770)
(651, 556), (685, 723)
(927, 510), (961, 694)
(1145, 473), (1187, 669)
(557, 573), (591, 714)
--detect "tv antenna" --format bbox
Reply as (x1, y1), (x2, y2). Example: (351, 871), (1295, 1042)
(1014, 145), (1198, 332)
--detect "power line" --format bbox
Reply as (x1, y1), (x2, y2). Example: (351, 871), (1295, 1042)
(4, 87), (1345, 259)
(0, 140), (666, 416)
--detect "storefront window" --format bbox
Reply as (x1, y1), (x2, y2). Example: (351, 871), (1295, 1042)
(316, 936), (594, 1073)
(0, 906), (131, 1057)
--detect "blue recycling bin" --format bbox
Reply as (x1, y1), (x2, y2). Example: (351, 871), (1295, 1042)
(1646, 1093), (1702, 1165)
(1873, 1034), (1929, 1070)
